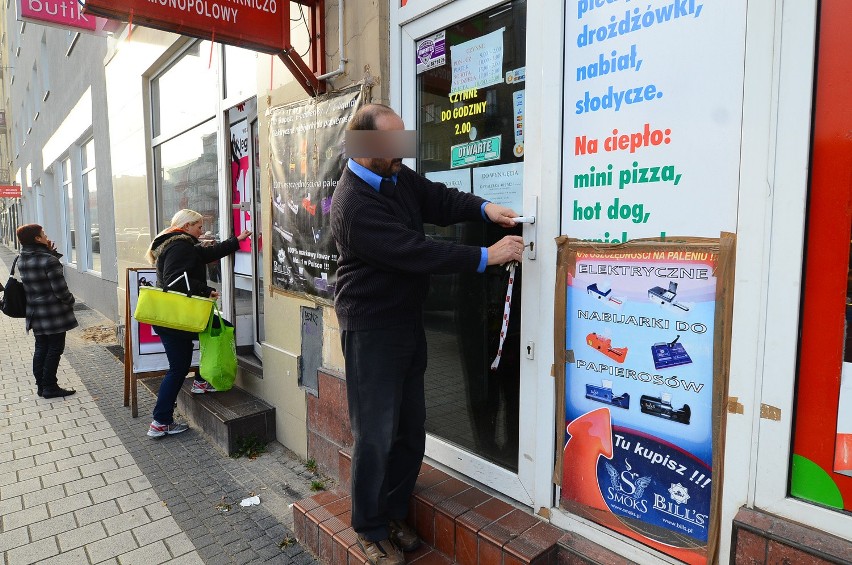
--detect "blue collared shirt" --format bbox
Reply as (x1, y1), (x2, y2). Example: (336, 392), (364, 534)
(347, 159), (489, 272)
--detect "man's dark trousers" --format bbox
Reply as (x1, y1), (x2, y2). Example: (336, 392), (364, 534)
(342, 321), (427, 542)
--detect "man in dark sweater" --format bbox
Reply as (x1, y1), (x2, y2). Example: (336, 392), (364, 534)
(331, 104), (525, 565)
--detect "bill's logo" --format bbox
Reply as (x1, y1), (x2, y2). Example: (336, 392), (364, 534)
(653, 483), (708, 529)
(604, 460), (652, 513)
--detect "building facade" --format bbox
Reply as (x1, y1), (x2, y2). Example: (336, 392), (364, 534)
(4, 0), (851, 562)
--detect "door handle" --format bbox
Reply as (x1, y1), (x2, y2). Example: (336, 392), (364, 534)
(521, 196), (537, 260)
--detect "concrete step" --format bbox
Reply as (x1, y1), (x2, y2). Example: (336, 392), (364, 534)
(294, 452), (564, 565)
(142, 375), (275, 456)
(176, 378), (276, 456)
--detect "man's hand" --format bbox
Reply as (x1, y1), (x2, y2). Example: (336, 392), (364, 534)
(209, 290), (221, 299)
(487, 235), (526, 265)
(237, 230), (252, 241)
(484, 203), (519, 228)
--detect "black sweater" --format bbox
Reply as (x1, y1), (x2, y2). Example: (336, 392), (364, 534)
(331, 164), (486, 331)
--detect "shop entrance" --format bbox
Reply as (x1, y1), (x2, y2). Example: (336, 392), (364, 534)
(399, 0), (533, 504)
(227, 99), (264, 359)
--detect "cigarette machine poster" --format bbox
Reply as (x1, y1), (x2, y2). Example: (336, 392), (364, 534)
(556, 236), (733, 565)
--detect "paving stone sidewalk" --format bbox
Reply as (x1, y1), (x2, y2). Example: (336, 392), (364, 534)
(0, 245), (320, 564)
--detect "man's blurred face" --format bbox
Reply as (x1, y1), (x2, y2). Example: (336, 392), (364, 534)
(359, 112), (406, 177)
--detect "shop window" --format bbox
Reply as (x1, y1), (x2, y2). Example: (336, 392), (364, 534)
(151, 41), (217, 139)
(151, 40), (221, 291)
(415, 0), (526, 471)
(153, 118), (220, 249)
(224, 44), (257, 102)
(81, 139), (99, 273)
(790, 0), (852, 514)
(61, 157), (76, 265)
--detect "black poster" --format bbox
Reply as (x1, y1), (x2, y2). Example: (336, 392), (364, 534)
(269, 85), (364, 301)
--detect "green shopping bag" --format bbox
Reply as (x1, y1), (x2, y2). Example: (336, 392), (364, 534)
(199, 305), (237, 391)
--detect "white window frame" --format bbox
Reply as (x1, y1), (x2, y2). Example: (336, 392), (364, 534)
(750, 0), (852, 541)
(60, 155), (76, 265)
(80, 137), (100, 274)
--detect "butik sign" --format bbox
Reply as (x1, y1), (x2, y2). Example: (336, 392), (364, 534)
(81, 0), (285, 54)
(18, 0), (112, 34)
(0, 185), (22, 198)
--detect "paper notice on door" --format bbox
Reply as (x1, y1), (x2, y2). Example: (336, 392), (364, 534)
(416, 31), (446, 74)
(450, 28), (505, 94)
(425, 169), (472, 193)
(835, 362), (852, 476)
(473, 162), (524, 213)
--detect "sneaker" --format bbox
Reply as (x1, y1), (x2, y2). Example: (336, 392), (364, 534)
(389, 519), (421, 552)
(191, 379), (218, 394)
(356, 535), (404, 565)
(147, 421), (189, 438)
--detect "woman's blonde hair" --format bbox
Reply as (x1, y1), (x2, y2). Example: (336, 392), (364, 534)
(144, 209), (203, 265)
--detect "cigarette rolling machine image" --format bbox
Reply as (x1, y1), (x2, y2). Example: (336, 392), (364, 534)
(640, 392), (691, 424)
(648, 281), (690, 311)
(586, 282), (623, 309)
(586, 332), (628, 363)
(585, 379), (630, 409)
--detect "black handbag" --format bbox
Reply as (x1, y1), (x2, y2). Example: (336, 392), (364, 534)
(1, 256), (27, 318)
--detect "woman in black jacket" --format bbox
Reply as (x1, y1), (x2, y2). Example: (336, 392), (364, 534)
(16, 224), (77, 398)
(144, 209), (250, 438)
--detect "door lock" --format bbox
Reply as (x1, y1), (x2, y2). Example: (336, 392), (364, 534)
(526, 341), (535, 360)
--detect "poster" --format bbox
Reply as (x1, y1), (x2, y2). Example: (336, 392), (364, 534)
(127, 269), (199, 373)
(562, 1), (747, 241)
(268, 85), (364, 301)
(231, 118), (252, 275)
(557, 238), (733, 565)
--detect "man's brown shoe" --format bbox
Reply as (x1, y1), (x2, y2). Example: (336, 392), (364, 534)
(357, 535), (404, 565)
(389, 519), (421, 552)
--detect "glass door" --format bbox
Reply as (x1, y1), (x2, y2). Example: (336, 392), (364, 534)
(400, 0), (534, 504)
(228, 99), (260, 356)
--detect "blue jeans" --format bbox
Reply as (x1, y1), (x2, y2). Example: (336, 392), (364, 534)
(33, 331), (66, 388)
(152, 327), (195, 425)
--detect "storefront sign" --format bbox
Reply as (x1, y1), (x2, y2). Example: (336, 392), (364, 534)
(268, 85), (364, 302)
(0, 185), (21, 198)
(556, 237), (734, 564)
(451, 135), (501, 168)
(561, 1), (747, 241)
(80, 0), (285, 54)
(19, 0), (112, 34)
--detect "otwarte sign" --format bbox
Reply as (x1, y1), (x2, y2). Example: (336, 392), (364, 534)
(19, 0), (113, 34)
(555, 235), (735, 565)
(81, 0), (286, 54)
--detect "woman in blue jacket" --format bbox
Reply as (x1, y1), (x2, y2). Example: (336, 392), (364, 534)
(144, 209), (250, 438)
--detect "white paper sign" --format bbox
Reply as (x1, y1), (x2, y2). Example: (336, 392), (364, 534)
(425, 169), (472, 193)
(561, 2), (747, 242)
(473, 162), (524, 212)
(450, 28), (505, 94)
